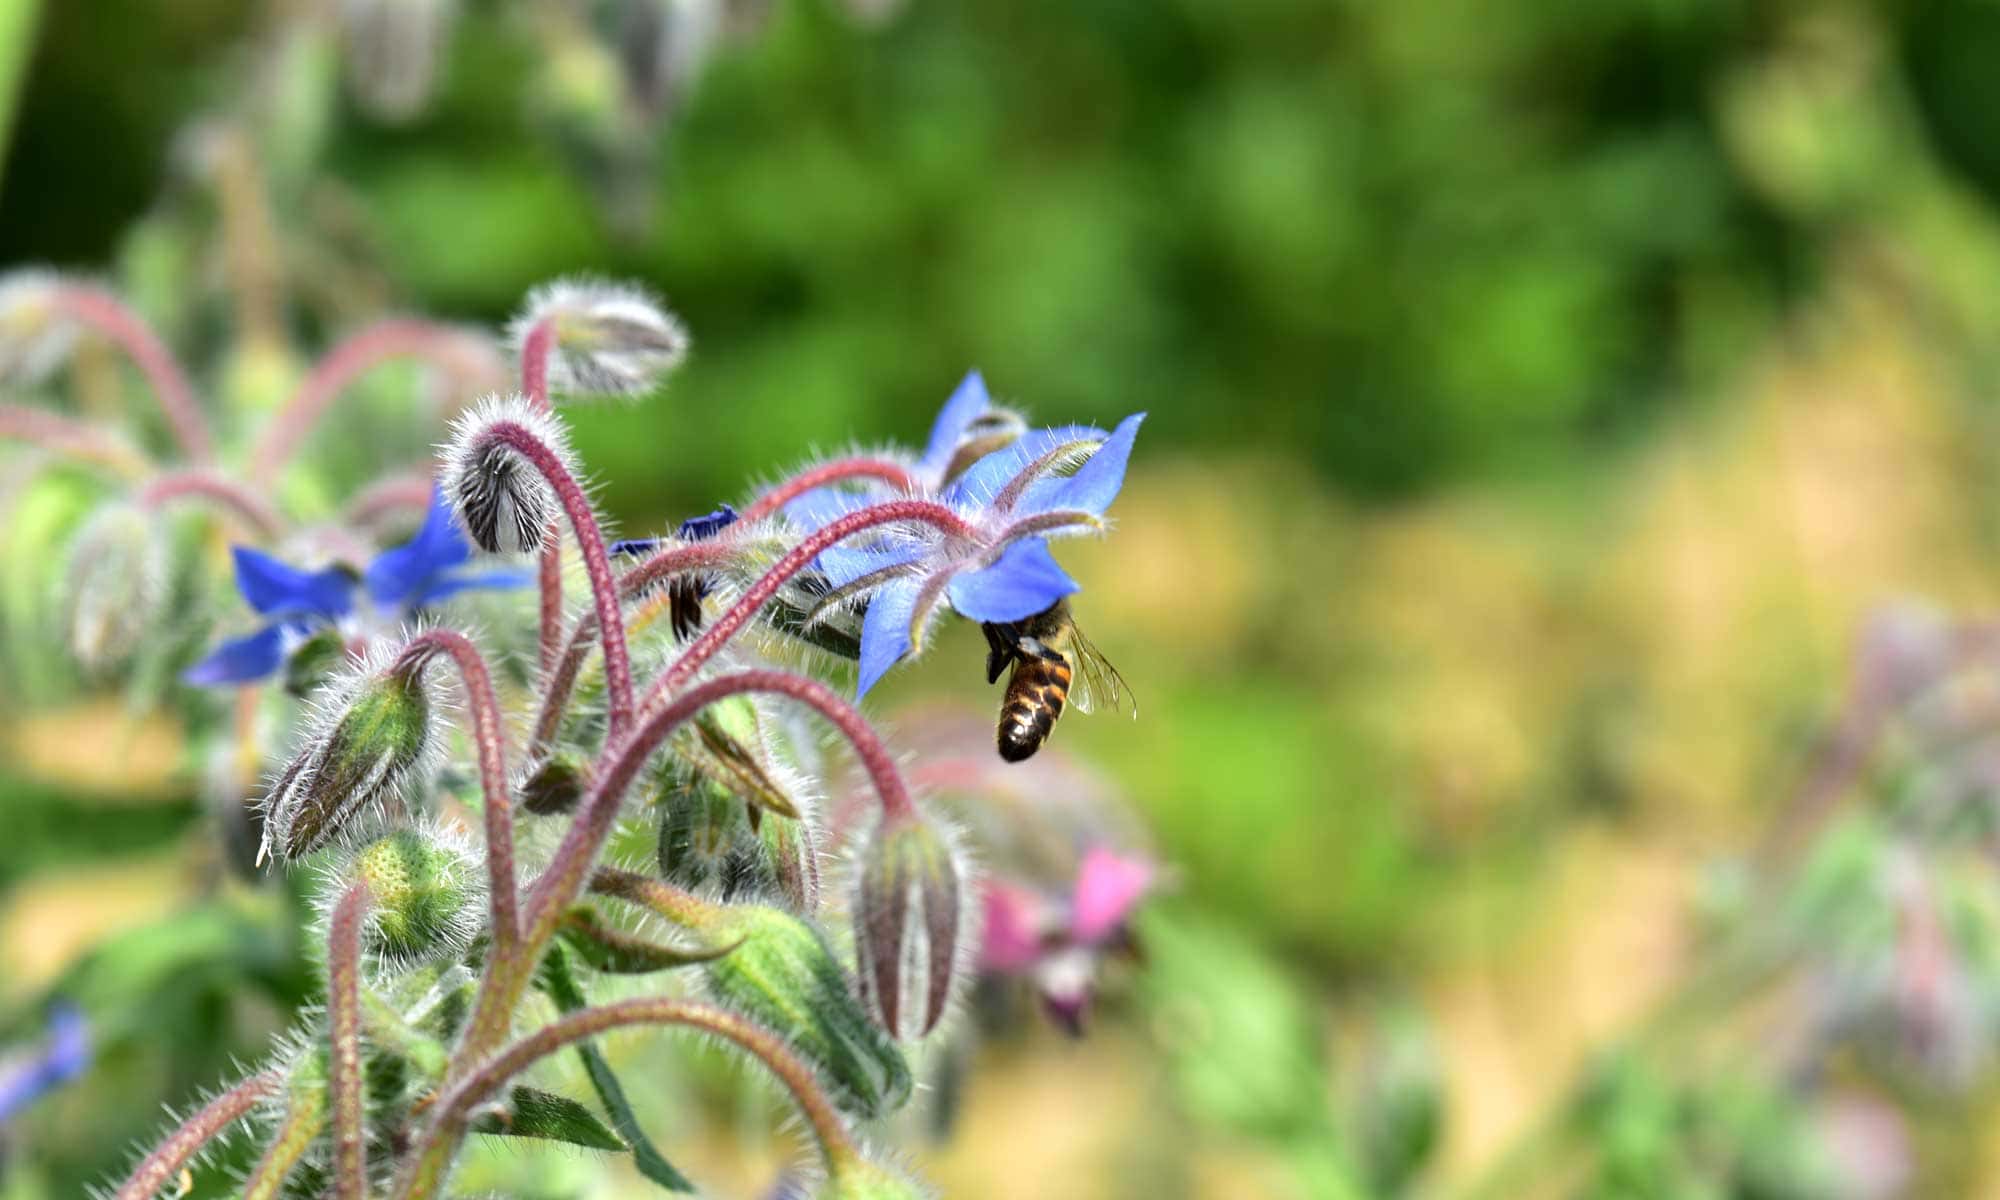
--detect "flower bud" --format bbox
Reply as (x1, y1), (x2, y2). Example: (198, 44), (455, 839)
(520, 752), (589, 816)
(657, 761), (820, 912)
(688, 696), (801, 820)
(62, 502), (166, 673)
(338, 0), (457, 123)
(0, 271), (76, 384)
(854, 813), (969, 1040)
(262, 666), (435, 864)
(347, 827), (481, 962)
(704, 905), (912, 1118)
(443, 394), (566, 555)
(510, 279), (689, 399)
(656, 769), (749, 892)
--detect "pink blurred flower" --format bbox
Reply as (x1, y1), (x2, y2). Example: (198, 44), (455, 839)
(979, 846), (1157, 1035)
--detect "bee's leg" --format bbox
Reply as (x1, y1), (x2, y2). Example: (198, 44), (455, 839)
(981, 622), (1020, 684)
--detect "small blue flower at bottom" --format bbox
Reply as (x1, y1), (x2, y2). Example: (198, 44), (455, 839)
(0, 1004), (89, 1124)
(182, 485), (530, 686)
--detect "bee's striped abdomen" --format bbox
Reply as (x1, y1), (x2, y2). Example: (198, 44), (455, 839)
(997, 651), (1071, 762)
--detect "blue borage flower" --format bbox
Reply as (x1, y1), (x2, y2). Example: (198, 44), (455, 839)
(787, 373), (1143, 697)
(0, 1004), (88, 1124)
(183, 486), (530, 686)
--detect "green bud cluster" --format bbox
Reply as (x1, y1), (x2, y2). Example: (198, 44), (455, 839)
(703, 905), (911, 1118)
(349, 828), (481, 962)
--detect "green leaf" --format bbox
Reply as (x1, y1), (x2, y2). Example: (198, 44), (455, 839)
(472, 1085), (626, 1152)
(539, 944), (698, 1193)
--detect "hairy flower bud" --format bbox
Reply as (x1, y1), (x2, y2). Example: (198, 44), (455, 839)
(347, 827), (481, 962)
(262, 666), (435, 864)
(520, 752), (589, 816)
(657, 754), (820, 911)
(0, 270), (75, 384)
(443, 394), (566, 554)
(63, 502), (166, 673)
(854, 813), (969, 1040)
(704, 905), (912, 1118)
(339, 0), (457, 122)
(509, 279), (689, 398)
(656, 770), (749, 892)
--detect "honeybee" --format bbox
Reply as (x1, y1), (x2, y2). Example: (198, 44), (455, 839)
(981, 598), (1133, 762)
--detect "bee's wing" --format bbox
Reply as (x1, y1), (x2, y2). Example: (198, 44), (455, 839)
(1067, 627), (1135, 718)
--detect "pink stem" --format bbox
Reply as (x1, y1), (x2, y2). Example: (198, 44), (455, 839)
(54, 285), (213, 463)
(739, 456), (920, 524)
(393, 630), (520, 951)
(342, 471), (436, 529)
(539, 536), (563, 677)
(394, 999), (859, 1200)
(481, 420), (634, 736)
(137, 470), (284, 539)
(520, 318), (564, 680)
(251, 320), (498, 485)
(528, 669), (916, 957)
(642, 499), (976, 713)
(0, 403), (150, 472)
(328, 884), (371, 1200)
(113, 1071), (281, 1200)
(529, 541), (735, 756)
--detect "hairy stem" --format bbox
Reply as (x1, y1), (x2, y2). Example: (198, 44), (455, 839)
(394, 999), (859, 1199)
(113, 1071), (280, 1200)
(590, 867), (720, 928)
(328, 884), (371, 1200)
(539, 532), (563, 677)
(482, 420), (635, 737)
(253, 320), (496, 484)
(455, 669), (918, 1083)
(0, 403), (151, 474)
(738, 455), (918, 523)
(136, 470), (283, 539)
(392, 630), (520, 952)
(529, 541), (734, 757)
(520, 317), (566, 679)
(342, 471), (436, 528)
(52, 285), (213, 463)
(644, 499), (976, 712)
(533, 670), (914, 951)
(239, 1080), (326, 1200)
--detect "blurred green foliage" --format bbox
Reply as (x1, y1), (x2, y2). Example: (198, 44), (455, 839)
(19, 0), (2000, 1196)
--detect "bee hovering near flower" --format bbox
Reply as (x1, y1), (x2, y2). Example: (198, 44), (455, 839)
(981, 597), (1132, 762)
(781, 373), (1145, 749)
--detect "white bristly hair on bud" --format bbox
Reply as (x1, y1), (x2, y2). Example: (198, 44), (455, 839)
(257, 642), (447, 868)
(508, 278), (690, 399)
(441, 393), (570, 555)
(63, 501), (167, 674)
(0, 269), (76, 384)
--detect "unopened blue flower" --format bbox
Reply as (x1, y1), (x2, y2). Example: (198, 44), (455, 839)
(610, 503), (741, 639)
(0, 1004), (89, 1124)
(802, 402), (1145, 697)
(183, 486), (529, 686)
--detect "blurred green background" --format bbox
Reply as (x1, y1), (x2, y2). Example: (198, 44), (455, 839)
(20, 0), (2000, 1196)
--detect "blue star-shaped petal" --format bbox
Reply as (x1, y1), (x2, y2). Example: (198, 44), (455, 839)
(183, 486), (528, 687)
